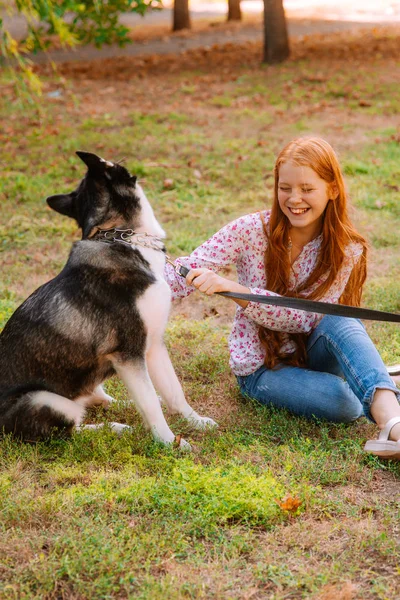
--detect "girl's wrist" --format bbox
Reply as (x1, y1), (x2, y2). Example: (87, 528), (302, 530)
(222, 281), (251, 308)
(224, 281), (251, 295)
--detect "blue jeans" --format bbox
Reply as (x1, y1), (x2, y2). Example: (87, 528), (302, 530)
(236, 316), (400, 424)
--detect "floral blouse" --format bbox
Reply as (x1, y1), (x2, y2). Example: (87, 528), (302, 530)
(164, 210), (363, 376)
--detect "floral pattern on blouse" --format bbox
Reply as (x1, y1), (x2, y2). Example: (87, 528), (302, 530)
(164, 211), (363, 376)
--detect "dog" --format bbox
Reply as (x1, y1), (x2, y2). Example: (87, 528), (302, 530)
(0, 151), (217, 448)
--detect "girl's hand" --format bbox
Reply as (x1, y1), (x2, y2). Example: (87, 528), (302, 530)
(186, 268), (232, 295)
(186, 268), (250, 308)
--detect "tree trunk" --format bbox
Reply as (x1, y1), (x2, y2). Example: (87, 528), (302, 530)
(227, 0), (242, 21)
(263, 0), (290, 64)
(173, 0), (191, 31)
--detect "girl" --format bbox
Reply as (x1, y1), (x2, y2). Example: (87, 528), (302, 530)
(165, 137), (400, 459)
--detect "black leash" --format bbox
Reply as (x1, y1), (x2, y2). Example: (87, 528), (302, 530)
(171, 263), (400, 323)
(91, 231), (399, 323)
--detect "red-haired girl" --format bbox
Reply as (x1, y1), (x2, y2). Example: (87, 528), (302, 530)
(165, 137), (400, 459)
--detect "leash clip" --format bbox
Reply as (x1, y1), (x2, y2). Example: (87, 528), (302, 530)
(165, 256), (190, 278)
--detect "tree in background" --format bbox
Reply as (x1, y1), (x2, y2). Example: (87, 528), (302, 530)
(1, 0), (291, 97)
(227, 0), (242, 22)
(263, 0), (290, 63)
(173, 0), (242, 29)
(0, 0), (161, 95)
(172, 0), (191, 31)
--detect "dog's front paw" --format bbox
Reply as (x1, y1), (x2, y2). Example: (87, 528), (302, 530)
(186, 413), (218, 430)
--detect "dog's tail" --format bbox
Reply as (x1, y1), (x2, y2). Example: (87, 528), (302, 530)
(0, 384), (85, 441)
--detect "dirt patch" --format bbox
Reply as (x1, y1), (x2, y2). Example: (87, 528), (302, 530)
(36, 26), (400, 82)
(170, 265), (237, 326)
(171, 292), (236, 326)
(127, 14), (263, 44)
(29, 26), (400, 161)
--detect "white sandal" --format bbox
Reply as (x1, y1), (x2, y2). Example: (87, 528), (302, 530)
(364, 416), (400, 459)
(387, 364), (400, 376)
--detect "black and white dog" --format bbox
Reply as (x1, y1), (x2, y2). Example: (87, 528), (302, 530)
(0, 152), (216, 447)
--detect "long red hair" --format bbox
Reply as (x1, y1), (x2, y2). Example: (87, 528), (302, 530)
(260, 137), (368, 369)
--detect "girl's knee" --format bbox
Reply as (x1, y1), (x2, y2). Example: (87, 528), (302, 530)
(311, 317), (368, 352)
(317, 316), (364, 335)
(332, 396), (363, 423)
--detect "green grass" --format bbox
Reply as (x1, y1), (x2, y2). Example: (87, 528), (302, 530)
(1, 29), (400, 599)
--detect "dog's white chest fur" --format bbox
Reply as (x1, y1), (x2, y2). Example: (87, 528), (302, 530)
(134, 185), (172, 342)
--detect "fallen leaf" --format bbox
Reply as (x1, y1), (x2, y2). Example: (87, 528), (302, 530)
(163, 178), (174, 189)
(358, 99), (372, 107)
(173, 434), (182, 448)
(275, 495), (302, 512)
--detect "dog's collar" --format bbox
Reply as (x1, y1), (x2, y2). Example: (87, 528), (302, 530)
(92, 228), (166, 253)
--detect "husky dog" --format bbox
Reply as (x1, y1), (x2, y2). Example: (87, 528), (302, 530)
(0, 152), (217, 448)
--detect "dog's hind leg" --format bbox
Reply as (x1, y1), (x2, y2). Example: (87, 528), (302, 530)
(146, 342), (218, 430)
(94, 385), (114, 406)
(0, 390), (86, 440)
(75, 385), (114, 409)
(74, 386), (127, 435)
(112, 360), (191, 449)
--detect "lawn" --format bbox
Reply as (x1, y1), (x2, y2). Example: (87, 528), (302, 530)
(0, 25), (400, 599)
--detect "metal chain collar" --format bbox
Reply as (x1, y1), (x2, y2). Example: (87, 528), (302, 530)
(93, 228), (166, 253)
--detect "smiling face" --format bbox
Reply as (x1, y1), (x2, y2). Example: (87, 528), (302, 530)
(277, 161), (333, 241)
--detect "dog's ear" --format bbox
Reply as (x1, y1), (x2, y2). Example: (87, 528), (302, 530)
(76, 151), (113, 171)
(46, 193), (76, 219)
